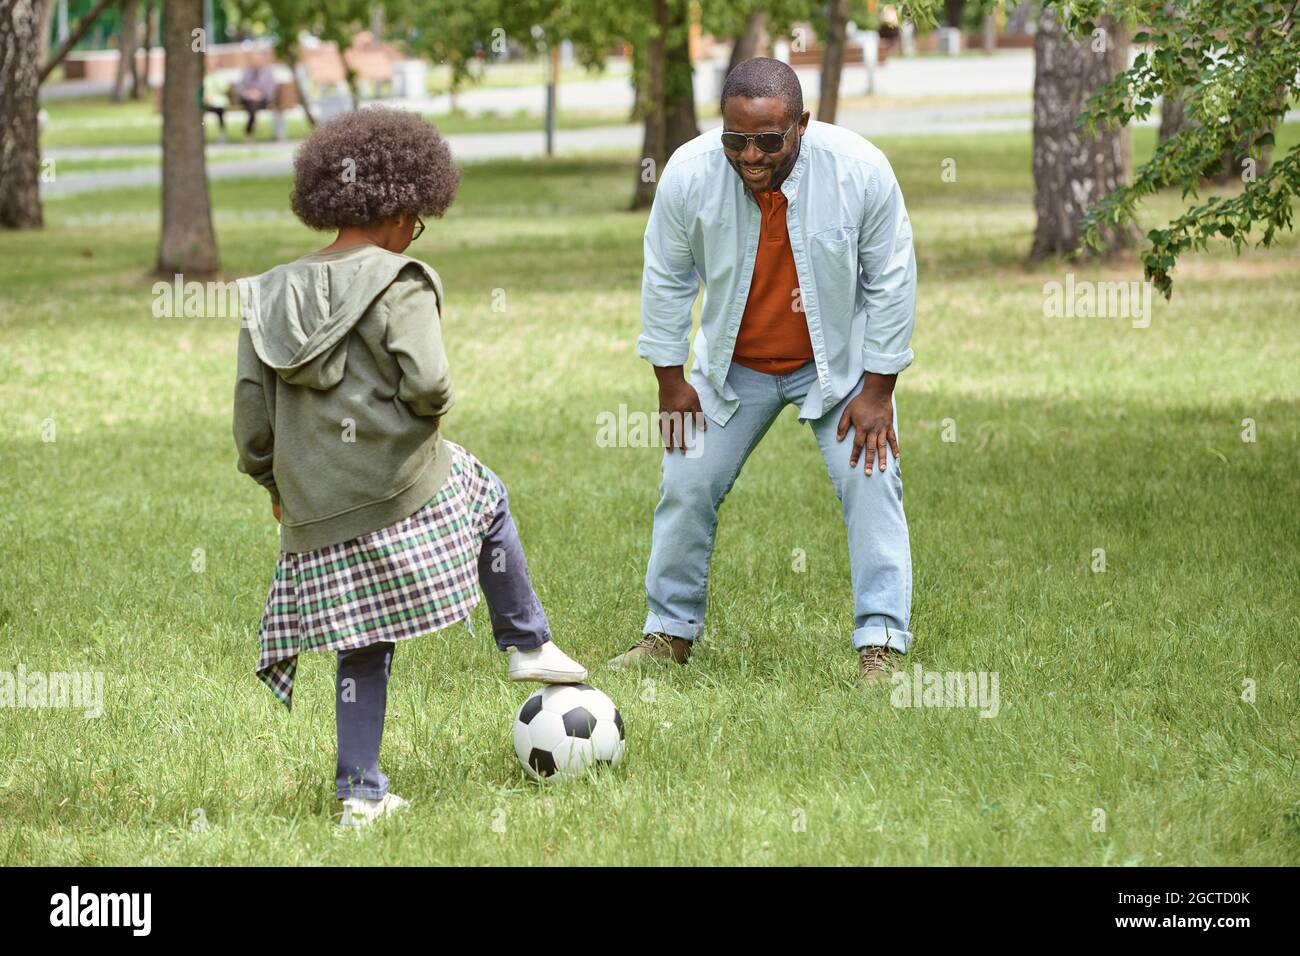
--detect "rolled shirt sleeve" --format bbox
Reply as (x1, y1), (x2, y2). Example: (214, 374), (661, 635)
(637, 164), (700, 367)
(858, 158), (917, 375)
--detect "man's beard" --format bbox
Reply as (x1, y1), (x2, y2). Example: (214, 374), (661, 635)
(729, 139), (800, 193)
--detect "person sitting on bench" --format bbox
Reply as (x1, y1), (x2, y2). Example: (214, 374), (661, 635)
(234, 64), (277, 139)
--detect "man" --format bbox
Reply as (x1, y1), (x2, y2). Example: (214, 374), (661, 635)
(234, 64), (277, 140)
(609, 58), (916, 684)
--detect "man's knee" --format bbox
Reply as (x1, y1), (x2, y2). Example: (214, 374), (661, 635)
(828, 453), (902, 504)
(660, 454), (736, 510)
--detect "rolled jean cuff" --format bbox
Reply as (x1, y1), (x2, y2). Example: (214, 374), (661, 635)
(852, 625), (912, 654)
(337, 783), (387, 801)
(642, 612), (702, 642)
(497, 631), (550, 652)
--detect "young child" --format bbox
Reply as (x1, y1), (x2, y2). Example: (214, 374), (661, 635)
(233, 108), (588, 828)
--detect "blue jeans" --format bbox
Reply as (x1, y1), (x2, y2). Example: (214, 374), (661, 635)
(336, 471), (550, 800)
(643, 361), (913, 653)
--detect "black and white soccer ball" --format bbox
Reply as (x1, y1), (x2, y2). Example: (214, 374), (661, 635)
(513, 684), (625, 780)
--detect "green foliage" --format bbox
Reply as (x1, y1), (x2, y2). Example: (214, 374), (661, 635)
(1053, 0), (1298, 297)
(698, 0), (818, 47)
(237, 0), (370, 66)
(387, 0), (499, 91)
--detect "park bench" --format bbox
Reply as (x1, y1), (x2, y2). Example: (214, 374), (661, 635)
(150, 39), (401, 139)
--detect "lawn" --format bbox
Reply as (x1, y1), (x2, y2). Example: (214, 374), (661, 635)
(0, 125), (1296, 865)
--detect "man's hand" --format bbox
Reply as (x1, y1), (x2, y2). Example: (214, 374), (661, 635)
(836, 373), (899, 475)
(655, 365), (707, 454)
(272, 502), (281, 523)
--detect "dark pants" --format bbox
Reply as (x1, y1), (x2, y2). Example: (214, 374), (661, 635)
(335, 473), (550, 799)
(203, 104), (226, 131)
(239, 95), (266, 136)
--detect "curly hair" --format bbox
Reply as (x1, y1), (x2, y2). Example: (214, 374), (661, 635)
(290, 108), (460, 230)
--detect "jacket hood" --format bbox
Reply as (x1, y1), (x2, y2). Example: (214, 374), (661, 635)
(236, 246), (443, 390)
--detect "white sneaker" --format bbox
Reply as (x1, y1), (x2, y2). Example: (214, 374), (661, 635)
(339, 792), (409, 829)
(507, 642), (589, 683)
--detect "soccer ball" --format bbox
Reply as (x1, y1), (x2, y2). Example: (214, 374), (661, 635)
(513, 684), (625, 780)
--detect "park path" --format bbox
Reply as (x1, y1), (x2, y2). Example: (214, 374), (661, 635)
(42, 98), (1040, 198)
(40, 50), (1036, 111)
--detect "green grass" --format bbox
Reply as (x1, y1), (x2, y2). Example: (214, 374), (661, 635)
(1, 125), (1297, 865)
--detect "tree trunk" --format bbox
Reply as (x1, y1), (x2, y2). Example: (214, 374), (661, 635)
(632, 0), (667, 211)
(0, 0), (44, 228)
(663, 9), (697, 153)
(37, 0), (54, 66)
(632, 0), (695, 210)
(1158, 91), (1189, 145)
(982, 12), (997, 54)
(1160, 88), (1275, 184)
(1030, 9), (1132, 260)
(111, 0), (139, 102)
(1207, 117), (1276, 184)
(158, 0), (218, 275)
(1156, 6), (1192, 151)
(142, 1), (158, 88)
(1007, 1), (1032, 35)
(726, 10), (767, 75)
(817, 0), (849, 123)
(286, 54), (317, 126)
(944, 0), (965, 28)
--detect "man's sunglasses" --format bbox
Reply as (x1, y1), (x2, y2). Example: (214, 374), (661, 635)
(720, 120), (797, 154)
(412, 215), (426, 241)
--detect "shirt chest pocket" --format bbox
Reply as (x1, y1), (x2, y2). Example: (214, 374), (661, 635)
(804, 226), (859, 316)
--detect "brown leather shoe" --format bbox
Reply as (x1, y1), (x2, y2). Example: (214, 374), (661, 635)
(607, 633), (692, 670)
(859, 645), (901, 686)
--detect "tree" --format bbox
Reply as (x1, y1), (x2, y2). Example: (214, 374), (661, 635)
(392, 0), (493, 111)
(701, 0), (812, 79)
(157, 0), (218, 274)
(1153, 2), (1274, 189)
(1030, 7), (1133, 259)
(631, 0), (697, 209)
(0, 0), (44, 229)
(1157, 91), (1189, 146)
(726, 9), (767, 74)
(112, 0), (142, 101)
(37, 0), (54, 66)
(1064, 0), (1299, 296)
(817, 0), (850, 123)
(3, 0), (128, 229)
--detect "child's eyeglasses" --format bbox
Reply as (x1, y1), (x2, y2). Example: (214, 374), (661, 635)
(720, 121), (797, 154)
(412, 216), (426, 241)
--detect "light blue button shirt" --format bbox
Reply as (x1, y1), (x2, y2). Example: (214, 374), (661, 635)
(638, 120), (917, 425)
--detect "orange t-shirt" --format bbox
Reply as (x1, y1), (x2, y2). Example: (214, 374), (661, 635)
(732, 189), (814, 375)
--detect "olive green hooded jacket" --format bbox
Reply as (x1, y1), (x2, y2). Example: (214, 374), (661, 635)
(233, 244), (453, 552)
